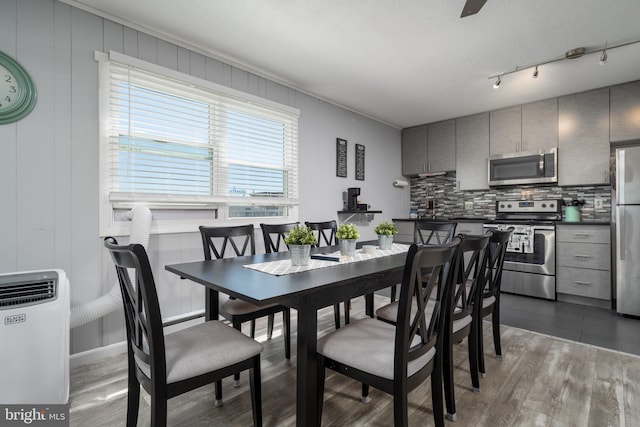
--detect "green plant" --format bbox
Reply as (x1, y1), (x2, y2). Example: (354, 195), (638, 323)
(284, 225), (318, 246)
(374, 221), (399, 236)
(336, 223), (359, 240)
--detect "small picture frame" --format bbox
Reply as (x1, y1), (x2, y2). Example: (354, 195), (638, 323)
(336, 138), (348, 177)
(355, 143), (365, 181)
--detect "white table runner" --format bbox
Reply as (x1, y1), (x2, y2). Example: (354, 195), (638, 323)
(243, 243), (411, 276)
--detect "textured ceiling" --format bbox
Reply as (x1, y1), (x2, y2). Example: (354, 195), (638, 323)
(66, 0), (640, 128)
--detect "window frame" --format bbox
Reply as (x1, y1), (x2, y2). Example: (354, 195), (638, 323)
(96, 51), (300, 236)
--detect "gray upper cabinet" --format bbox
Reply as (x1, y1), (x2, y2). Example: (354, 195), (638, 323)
(558, 88), (610, 186)
(610, 81), (640, 142)
(489, 105), (522, 155)
(427, 119), (456, 172)
(521, 98), (558, 152)
(401, 125), (428, 176)
(456, 113), (489, 190)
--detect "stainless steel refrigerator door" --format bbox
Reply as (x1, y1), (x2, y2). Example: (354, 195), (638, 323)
(616, 147), (640, 205)
(616, 205), (640, 315)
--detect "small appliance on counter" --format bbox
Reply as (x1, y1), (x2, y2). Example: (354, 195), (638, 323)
(346, 187), (368, 211)
(564, 199), (584, 222)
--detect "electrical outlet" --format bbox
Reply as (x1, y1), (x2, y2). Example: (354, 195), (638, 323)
(464, 200), (474, 211)
(594, 197), (603, 210)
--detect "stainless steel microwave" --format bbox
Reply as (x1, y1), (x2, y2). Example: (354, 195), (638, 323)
(488, 148), (557, 186)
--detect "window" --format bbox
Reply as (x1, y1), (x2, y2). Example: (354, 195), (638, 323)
(97, 52), (299, 235)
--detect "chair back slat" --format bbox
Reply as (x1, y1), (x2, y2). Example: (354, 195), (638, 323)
(260, 223), (299, 253)
(395, 240), (460, 373)
(305, 220), (338, 247)
(414, 220), (457, 245)
(199, 225), (256, 260)
(448, 234), (491, 323)
(484, 228), (513, 298)
(104, 237), (165, 382)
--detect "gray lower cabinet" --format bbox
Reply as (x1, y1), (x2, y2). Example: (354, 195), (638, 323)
(610, 81), (640, 142)
(455, 113), (489, 190)
(455, 221), (484, 235)
(558, 88), (610, 186)
(401, 125), (428, 176)
(556, 224), (611, 307)
(394, 220), (415, 244)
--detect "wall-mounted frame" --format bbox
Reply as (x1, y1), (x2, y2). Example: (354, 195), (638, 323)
(336, 138), (348, 177)
(355, 143), (365, 181)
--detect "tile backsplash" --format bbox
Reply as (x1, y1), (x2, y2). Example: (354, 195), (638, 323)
(410, 174), (611, 222)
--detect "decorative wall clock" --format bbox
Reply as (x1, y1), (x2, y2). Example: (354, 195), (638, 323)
(0, 51), (37, 124)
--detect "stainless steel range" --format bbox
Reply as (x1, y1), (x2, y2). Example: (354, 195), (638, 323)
(483, 199), (561, 300)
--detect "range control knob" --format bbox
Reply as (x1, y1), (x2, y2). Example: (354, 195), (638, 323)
(507, 204), (512, 208)
(550, 203), (555, 208)
(500, 204), (505, 209)
(542, 203), (547, 208)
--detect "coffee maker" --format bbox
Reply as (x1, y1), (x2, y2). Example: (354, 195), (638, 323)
(347, 187), (360, 211)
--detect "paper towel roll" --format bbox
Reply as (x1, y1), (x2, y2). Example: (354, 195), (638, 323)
(393, 180), (408, 187)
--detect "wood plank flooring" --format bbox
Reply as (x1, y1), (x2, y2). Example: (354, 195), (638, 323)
(69, 296), (640, 426)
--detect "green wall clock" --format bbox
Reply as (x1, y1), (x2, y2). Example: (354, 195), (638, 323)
(0, 51), (37, 124)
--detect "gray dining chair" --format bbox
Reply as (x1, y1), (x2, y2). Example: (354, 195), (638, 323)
(316, 240), (461, 427)
(104, 237), (263, 427)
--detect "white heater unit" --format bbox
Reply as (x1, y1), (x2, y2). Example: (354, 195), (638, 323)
(0, 270), (70, 404)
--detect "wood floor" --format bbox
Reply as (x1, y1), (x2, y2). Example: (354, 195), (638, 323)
(69, 296), (640, 426)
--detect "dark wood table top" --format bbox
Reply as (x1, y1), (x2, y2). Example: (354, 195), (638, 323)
(165, 242), (408, 309)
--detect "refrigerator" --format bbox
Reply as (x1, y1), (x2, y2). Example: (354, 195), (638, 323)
(615, 146), (640, 316)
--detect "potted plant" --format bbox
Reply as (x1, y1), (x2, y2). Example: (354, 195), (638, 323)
(336, 223), (359, 257)
(284, 225), (318, 266)
(374, 221), (398, 250)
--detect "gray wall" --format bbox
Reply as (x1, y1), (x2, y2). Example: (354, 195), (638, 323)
(0, 0), (407, 353)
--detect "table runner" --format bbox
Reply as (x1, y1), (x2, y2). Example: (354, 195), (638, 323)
(243, 243), (411, 276)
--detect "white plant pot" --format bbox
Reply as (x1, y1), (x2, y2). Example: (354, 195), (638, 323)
(289, 244), (311, 266)
(338, 239), (357, 257)
(377, 234), (394, 250)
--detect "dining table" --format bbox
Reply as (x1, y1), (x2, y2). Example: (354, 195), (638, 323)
(165, 241), (409, 426)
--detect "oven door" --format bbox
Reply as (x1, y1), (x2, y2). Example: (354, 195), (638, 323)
(503, 227), (555, 275)
(484, 225), (555, 275)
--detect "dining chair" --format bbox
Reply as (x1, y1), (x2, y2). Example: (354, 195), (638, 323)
(305, 220), (350, 329)
(388, 220), (458, 302)
(441, 233), (490, 421)
(477, 228), (512, 376)
(104, 237), (263, 427)
(316, 240), (461, 427)
(260, 222), (299, 254)
(199, 225), (291, 382)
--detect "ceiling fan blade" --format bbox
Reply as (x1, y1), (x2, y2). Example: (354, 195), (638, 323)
(461, 0), (488, 17)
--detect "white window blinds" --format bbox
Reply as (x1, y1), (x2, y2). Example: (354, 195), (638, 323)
(99, 52), (299, 215)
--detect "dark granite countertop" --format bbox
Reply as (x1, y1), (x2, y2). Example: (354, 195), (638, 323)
(556, 221), (610, 226)
(393, 218), (610, 225)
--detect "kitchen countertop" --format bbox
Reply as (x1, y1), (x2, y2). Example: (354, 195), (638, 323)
(393, 218), (610, 225)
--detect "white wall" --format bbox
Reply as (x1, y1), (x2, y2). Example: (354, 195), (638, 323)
(0, 0), (408, 354)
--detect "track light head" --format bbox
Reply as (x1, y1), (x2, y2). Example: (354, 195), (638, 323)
(493, 75), (502, 89)
(532, 66), (539, 79)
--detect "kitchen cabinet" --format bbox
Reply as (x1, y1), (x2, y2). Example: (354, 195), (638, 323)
(489, 101), (558, 156)
(401, 125), (428, 176)
(489, 106), (522, 155)
(402, 121), (455, 176)
(556, 224), (611, 307)
(455, 113), (489, 190)
(610, 81), (640, 142)
(394, 220), (415, 243)
(558, 88), (610, 186)
(521, 98), (558, 152)
(426, 120), (456, 172)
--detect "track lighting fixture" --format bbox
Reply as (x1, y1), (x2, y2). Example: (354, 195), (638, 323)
(600, 42), (608, 65)
(488, 38), (640, 88)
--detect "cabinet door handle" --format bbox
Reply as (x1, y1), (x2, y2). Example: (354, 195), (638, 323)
(572, 233), (590, 238)
(574, 254), (591, 258)
(573, 281), (591, 286)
